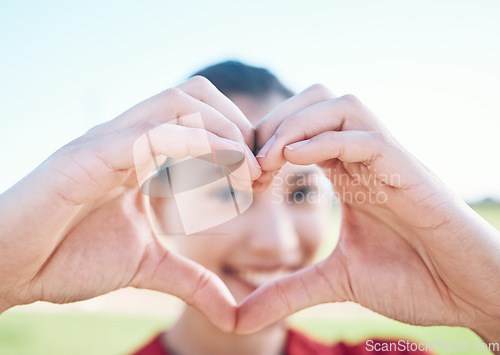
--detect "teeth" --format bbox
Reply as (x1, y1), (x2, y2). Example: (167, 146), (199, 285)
(236, 269), (290, 287)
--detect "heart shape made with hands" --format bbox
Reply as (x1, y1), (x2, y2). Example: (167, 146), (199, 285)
(14, 79), (491, 340)
(138, 82), (482, 335)
(168, 116), (476, 334)
(142, 107), (410, 334)
(142, 123), (340, 334)
(143, 126), (355, 334)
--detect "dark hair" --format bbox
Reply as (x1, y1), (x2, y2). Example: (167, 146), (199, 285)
(191, 60), (294, 99)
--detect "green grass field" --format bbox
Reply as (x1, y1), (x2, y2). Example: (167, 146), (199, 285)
(470, 202), (500, 231)
(0, 311), (493, 355)
(0, 203), (498, 355)
(0, 310), (497, 355)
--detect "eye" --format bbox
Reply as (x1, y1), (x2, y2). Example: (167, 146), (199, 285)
(213, 187), (235, 202)
(289, 186), (313, 204)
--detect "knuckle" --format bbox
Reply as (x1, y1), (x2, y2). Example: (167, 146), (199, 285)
(208, 116), (242, 142)
(190, 127), (211, 145)
(324, 130), (341, 141)
(48, 144), (74, 168)
(273, 281), (292, 313)
(227, 121), (243, 140)
(240, 126), (255, 145)
(189, 268), (212, 305)
(162, 87), (183, 99)
(188, 75), (213, 89)
(369, 131), (392, 146)
(254, 120), (265, 132)
(254, 120), (273, 138)
(275, 116), (294, 136)
(134, 120), (160, 132)
(341, 94), (362, 107)
(308, 83), (335, 101)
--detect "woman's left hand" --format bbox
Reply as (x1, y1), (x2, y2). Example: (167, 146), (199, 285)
(236, 85), (500, 337)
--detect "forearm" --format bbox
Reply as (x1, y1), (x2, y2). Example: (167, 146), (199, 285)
(473, 321), (500, 355)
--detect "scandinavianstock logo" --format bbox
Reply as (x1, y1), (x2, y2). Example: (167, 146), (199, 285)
(133, 113), (253, 235)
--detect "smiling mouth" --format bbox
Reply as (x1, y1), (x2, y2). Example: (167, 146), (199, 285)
(222, 265), (297, 289)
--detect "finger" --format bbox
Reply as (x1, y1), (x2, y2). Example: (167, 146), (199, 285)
(255, 84), (336, 152)
(176, 76), (255, 150)
(86, 89), (261, 179)
(131, 240), (237, 332)
(251, 167), (286, 194)
(252, 95), (348, 189)
(140, 89), (246, 145)
(282, 130), (419, 188)
(81, 87), (249, 149)
(256, 95), (386, 172)
(129, 122), (259, 191)
(235, 257), (348, 334)
(144, 119), (260, 184)
(116, 122), (244, 171)
(251, 170), (278, 194)
(251, 84), (336, 190)
(51, 121), (253, 206)
(174, 112), (261, 179)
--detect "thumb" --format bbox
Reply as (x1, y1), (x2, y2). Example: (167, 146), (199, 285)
(131, 240), (237, 332)
(235, 255), (350, 334)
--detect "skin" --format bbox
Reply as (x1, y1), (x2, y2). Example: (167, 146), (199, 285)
(154, 93), (330, 355)
(238, 85), (500, 350)
(0, 78), (498, 353)
(0, 76), (260, 332)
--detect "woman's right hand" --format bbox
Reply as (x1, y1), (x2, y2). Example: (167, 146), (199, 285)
(0, 76), (260, 332)
(236, 85), (500, 336)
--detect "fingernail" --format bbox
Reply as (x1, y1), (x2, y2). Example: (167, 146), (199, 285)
(256, 135), (276, 158)
(285, 139), (310, 151)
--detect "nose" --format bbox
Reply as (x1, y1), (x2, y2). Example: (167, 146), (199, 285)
(243, 191), (301, 263)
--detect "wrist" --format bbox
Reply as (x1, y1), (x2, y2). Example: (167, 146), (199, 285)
(0, 297), (13, 314)
(472, 320), (500, 355)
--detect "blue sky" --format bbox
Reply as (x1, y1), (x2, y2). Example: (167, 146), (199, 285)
(1, 0), (499, 201)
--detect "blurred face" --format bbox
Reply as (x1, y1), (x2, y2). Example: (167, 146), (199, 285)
(152, 93), (330, 303)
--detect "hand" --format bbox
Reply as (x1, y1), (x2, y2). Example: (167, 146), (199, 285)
(0, 76), (261, 332)
(236, 84), (500, 333)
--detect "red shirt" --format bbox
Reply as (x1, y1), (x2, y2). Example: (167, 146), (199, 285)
(132, 329), (432, 355)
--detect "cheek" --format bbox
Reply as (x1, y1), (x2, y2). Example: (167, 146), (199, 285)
(152, 196), (248, 271)
(149, 197), (185, 235)
(174, 231), (240, 272)
(150, 197), (229, 269)
(294, 208), (329, 264)
(175, 237), (227, 273)
(176, 238), (215, 267)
